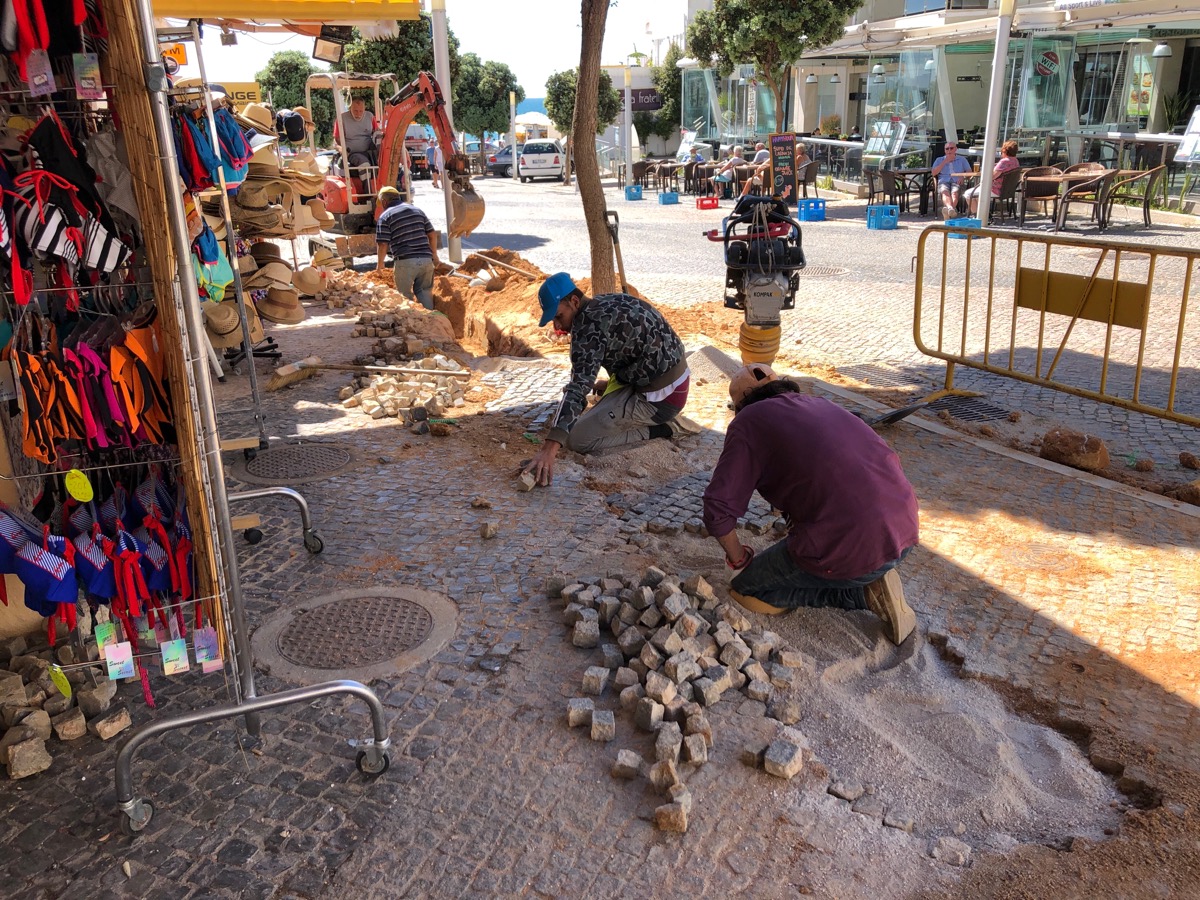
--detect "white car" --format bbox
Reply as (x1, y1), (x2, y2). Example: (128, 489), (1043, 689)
(518, 140), (565, 182)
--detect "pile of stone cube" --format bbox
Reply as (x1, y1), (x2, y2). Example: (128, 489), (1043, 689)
(339, 355), (479, 429)
(551, 566), (815, 833)
(0, 634), (130, 780)
(351, 311), (406, 340)
(316, 271), (400, 314)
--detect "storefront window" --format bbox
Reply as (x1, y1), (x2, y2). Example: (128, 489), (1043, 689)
(863, 50), (938, 158)
(1002, 36), (1075, 135)
(682, 68), (721, 140)
(1073, 48), (1122, 126)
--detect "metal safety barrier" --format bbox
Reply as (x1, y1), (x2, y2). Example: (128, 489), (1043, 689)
(913, 224), (1200, 428)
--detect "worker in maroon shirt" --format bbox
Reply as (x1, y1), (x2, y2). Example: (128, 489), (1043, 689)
(702, 364), (920, 644)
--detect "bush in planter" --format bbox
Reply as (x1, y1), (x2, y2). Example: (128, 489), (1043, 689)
(819, 113), (841, 135)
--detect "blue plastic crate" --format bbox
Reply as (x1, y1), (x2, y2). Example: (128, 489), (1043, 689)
(797, 198), (826, 222)
(946, 217), (982, 239)
(658, 191), (679, 205)
(866, 204), (899, 230)
(624, 185), (643, 201)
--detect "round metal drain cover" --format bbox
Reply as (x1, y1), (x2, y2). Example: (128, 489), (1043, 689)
(253, 587), (457, 684)
(798, 265), (850, 277)
(239, 443), (354, 485)
(279, 595), (432, 668)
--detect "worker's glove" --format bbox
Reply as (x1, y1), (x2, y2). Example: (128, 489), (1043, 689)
(726, 545), (755, 571)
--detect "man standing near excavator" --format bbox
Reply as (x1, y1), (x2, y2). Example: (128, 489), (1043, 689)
(703, 364), (920, 645)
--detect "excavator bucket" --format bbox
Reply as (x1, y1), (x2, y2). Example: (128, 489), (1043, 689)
(449, 183), (485, 238)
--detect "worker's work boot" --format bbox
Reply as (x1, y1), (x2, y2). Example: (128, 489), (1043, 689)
(729, 590), (788, 616)
(863, 570), (916, 644)
(667, 415), (703, 438)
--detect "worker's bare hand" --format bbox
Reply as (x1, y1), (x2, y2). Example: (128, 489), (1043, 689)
(522, 442), (561, 486)
(592, 378), (608, 397)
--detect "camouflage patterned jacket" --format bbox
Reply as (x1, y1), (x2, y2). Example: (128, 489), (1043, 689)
(548, 293), (687, 445)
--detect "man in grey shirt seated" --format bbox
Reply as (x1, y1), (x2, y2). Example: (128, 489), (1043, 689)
(338, 97), (381, 189)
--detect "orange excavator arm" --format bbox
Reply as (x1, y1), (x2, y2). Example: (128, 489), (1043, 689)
(377, 71), (485, 238)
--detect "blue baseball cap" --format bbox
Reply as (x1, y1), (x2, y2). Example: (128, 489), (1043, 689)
(537, 272), (578, 327)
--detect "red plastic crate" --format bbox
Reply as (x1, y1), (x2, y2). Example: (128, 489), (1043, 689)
(696, 196), (719, 210)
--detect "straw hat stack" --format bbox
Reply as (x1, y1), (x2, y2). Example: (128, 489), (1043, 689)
(203, 296), (266, 350)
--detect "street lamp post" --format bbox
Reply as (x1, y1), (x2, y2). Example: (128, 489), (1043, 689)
(509, 90), (517, 184)
(623, 67), (633, 178)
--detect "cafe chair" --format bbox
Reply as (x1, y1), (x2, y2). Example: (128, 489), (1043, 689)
(865, 170), (882, 206)
(1019, 166), (1063, 226)
(1062, 161), (1107, 175)
(1056, 169), (1117, 232)
(881, 169), (910, 212)
(989, 168), (1024, 224)
(1103, 165), (1166, 228)
(799, 160), (820, 199)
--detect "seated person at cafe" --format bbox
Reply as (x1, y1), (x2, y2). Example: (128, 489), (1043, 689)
(709, 145), (746, 198)
(849, 125), (862, 139)
(932, 141), (973, 219)
(964, 139), (1020, 217)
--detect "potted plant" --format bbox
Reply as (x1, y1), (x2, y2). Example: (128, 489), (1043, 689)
(1161, 91), (1192, 133)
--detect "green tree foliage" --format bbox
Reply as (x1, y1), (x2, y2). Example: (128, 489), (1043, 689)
(341, 14), (461, 124)
(255, 51), (334, 144)
(687, 0), (862, 130)
(544, 68), (621, 136)
(454, 53), (524, 138)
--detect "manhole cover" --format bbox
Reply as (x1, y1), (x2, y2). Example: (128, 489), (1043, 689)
(838, 363), (925, 389)
(253, 587), (457, 684)
(278, 595), (432, 668)
(239, 443), (354, 485)
(926, 395), (1009, 422)
(797, 265), (850, 277)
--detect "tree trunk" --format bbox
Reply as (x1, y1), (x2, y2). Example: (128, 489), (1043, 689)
(574, 0), (615, 294)
(563, 136), (573, 187)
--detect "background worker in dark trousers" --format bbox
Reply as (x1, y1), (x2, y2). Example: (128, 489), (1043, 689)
(522, 273), (697, 486)
(375, 186), (439, 309)
(702, 364), (920, 645)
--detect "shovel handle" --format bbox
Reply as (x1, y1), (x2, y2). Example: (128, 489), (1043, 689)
(605, 210), (620, 244)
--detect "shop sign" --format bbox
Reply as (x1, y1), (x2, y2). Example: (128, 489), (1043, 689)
(618, 89), (663, 112)
(160, 43), (188, 67)
(768, 132), (797, 202)
(1053, 0), (1121, 9)
(1035, 50), (1060, 77)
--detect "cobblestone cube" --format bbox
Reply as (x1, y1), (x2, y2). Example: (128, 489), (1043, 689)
(648, 760), (680, 792)
(650, 627), (684, 656)
(617, 627), (646, 657)
(705, 665), (733, 693)
(655, 722), (683, 764)
(668, 783), (693, 814)
(590, 710), (616, 742)
(600, 644), (624, 670)
(563, 603), (586, 625)
(931, 836), (971, 867)
(630, 587), (655, 611)
(87, 706), (131, 741)
(674, 612), (707, 639)
(684, 712), (713, 748)
(640, 566), (667, 588)
(742, 660), (769, 683)
(644, 671), (677, 705)
(748, 634), (775, 661)
(663, 651), (701, 684)
(599, 577), (624, 595)
(638, 606), (663, 629)
(639, 643), (664, 671)
(763, 740), (804, 779)
(618, 602), (640, 624)
(682, 574), (716, 606)
(545, 575), (570, 598)
(51, 707), (86, 741)
(17, 709), (51, 741)
(774, 647), (808, 669)
(677, 680), (694, 702)
(741, 741), (768, 768)
(560, 583), (587, 602)
(663, 695), (687, 723)
(829, 781), (865, 802)
(611, 749), (644, 779)
(567, 698), (594, 727)
(582, 667), (610, 696)
(619, 685), (645, 711)
(729, 669), (748, 692)
(635, 698), (664, 732)
(609, 616), (626, 637)
(479, 521), (499, 539)
(614, 667), (640, 689)
(77, 681), (116, 718)
(768, 663), (796, 690)
(683, 733), (708, 765)
(597, 596), (621, 622)
(628, 659), (649, 680)
(719, 604), (752, 633)
(659, 593), (689, 623)
(693, 677), (723, 707)
(572, 619), (600, 649)
(768, 696), (803, 725)
(654, 802), (688, 833)
(746, 679), (773, 702)
(720, 639), (752, 670)
(883, 810), (915, 833)
(6, 737), (51, 779)
(0, 670), (24, 706)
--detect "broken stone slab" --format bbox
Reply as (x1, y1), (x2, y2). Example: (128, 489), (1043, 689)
(682, 733), (708, 765)
(654, 801), (688, 833)
(572, 620), (600, 649)
(87, 707), (132, 741)
(566, 700), (595, 729)
(590, 710), (616, 742)
(6, 737), (52, 779)
(51, 707), (87, 742)
(619, 685), (645, 711)
(655, 722), (683, 764)
(763, 740), (804, 779)
(612, 749), (644, 779)
(930, 836), (972, 867)
(741, 741), (768, 769)
(829, 781), (865, 802)
(648, 759), (680, 793)
(767, 696), (802, 725)
(884, 809), (915, 833)
(582, 667), (610, 696)
(634, 698), (664, 732)
(644, 671), (677, 705)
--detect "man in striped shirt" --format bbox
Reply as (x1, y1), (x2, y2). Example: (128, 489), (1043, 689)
(375, 186), (440, 308)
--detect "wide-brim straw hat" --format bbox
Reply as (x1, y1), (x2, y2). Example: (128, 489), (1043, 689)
(249, 143), (281, 169)
(292, 106), (314, 128)
(243, 260), (294, 290)
(250, 241), (283, 264)
(204, 301), (242, 349)
(257, 286), (306, 325)
(293, 265), (324, 296)
(235, 102), (274, 133)
(311, 246), (344, 270)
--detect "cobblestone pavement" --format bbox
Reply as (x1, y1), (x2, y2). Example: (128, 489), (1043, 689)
(2, 182), (1200, 898)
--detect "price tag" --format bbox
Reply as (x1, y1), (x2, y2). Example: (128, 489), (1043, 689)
(49, 665), (72, 699)
(72, 53), (103, 100)
(65, 469), (94, 502)
(25, 50), (57, 97)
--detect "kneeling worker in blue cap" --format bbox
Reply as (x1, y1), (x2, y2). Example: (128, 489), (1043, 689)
(522, 273), (696, 485)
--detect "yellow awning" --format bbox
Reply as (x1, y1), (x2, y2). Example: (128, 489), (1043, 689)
(151, 0), (420, 22)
